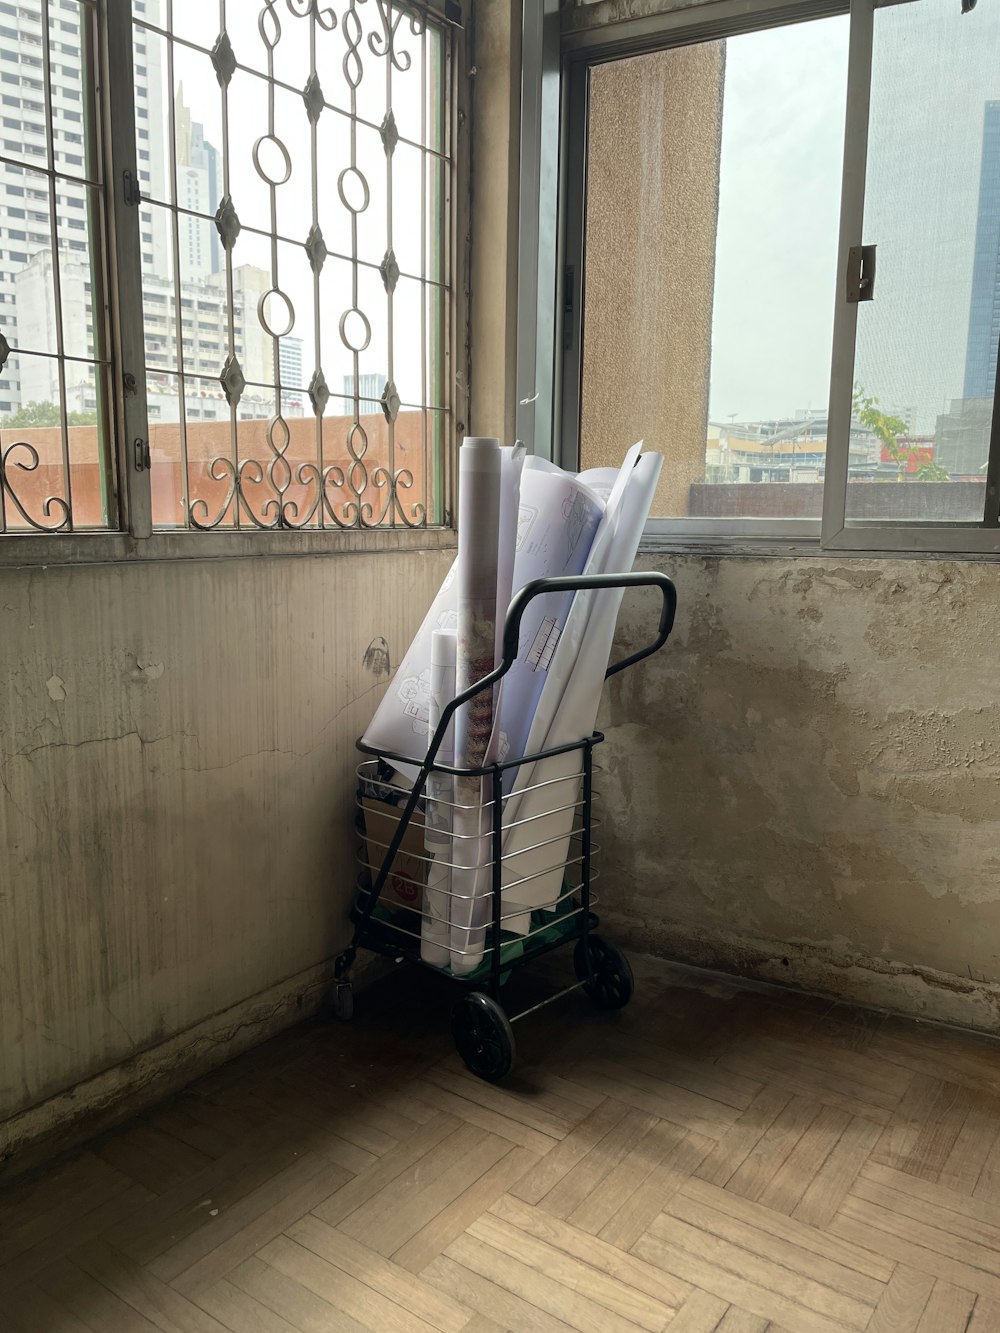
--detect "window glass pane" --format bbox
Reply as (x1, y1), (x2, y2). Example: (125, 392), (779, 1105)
(1, 0), (115, 534)
(847, 0), (1000, 523)
(49, 1), (95, 183)
(580, 16), (848, 520)
(136, 0), (449, 530)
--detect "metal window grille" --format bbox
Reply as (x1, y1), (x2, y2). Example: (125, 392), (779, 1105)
(0, 0), (453, 540)
(0, 0), (116, 533)
(132, 0), (452, 530)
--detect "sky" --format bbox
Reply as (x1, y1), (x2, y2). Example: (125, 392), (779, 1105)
(855, 0), (1000, 434)
(708, 0), (1000, 431)
(707, 14), (849, 425)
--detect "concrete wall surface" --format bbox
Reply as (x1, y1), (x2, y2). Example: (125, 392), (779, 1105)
(0, 546), (453, 1159)
(600, 554), (1000, 1029)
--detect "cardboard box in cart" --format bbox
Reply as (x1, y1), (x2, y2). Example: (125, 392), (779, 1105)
(360, 796), (426, 915)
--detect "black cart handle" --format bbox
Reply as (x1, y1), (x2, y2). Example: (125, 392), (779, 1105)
(355, 572), (677, 833)
(501, 570), (677, 681)
(356, 570), (677, 775)
(423, 569), (677, 761)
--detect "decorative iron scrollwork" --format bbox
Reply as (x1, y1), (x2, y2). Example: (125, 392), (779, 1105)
(368, 0), (424, 72)
(0, 442), (72, 533)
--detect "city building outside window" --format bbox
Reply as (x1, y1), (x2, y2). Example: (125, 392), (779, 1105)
(550, 0), (1000, 555)
(0, 0), (458, 541)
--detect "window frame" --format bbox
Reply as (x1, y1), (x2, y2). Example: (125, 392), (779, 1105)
(533, 0), (1000, 557)
(820, 0), (1000, 555)
(0, 0), (468, 564)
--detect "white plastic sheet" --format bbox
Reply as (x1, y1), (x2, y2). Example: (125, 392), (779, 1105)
(500, 447), (663, 932)
(494, 457), (605, 793)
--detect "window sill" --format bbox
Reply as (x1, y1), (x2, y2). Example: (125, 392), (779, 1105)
(0, 525), (459, 570)
(639, 528), (1000, 562)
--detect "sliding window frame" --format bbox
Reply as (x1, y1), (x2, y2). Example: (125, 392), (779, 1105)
(820, 0), (1000, 555)
(538, 0), (849, 552)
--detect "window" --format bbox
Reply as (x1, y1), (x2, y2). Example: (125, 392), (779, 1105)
(0, 0), (114, 535)
(822, 0), (1000, 551)
(1, 0), (460, 542)
(544, 0), (1000, 554)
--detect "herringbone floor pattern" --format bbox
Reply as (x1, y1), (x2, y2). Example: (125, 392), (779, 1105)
(4, 954), (1000, 1332)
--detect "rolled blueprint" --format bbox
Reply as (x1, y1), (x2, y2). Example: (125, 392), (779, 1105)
(501, 447), (663, 932)
(494, 456), (604, 793)
(421, 628), (457, 968)
(451, 437), (503, 974)
(361, 447), (524, 783)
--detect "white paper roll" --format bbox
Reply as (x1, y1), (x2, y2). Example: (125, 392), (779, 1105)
(422, 628), (457, 968)
(451, 437), (503, 974)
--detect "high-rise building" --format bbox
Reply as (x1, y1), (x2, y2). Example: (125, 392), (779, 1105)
(343, 373), (388, 403)
(852, 2), (1000, 436)
(936, 396), (994, 477)
(2, 0), (280, 428)
(175, 83), (221, 282)
(0, 0), (166, 414)
(963, 101), (1000, 402)
(280, 338), (305, 417)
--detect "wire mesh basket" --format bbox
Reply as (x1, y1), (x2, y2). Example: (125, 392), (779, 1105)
(331, 571), (678, 1080)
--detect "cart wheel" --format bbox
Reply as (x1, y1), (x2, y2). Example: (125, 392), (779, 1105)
(332, 980), (354, 1021)
(452, 992), (515, 1081)
(574, 934), (634, 1010)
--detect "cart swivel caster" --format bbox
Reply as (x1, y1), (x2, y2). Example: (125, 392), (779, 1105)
(574, 934), (635, 1010)
(452, 992), (515, 1081)
(331, 979), (354, 1021)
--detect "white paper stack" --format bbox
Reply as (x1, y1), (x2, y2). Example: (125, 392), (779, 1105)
(360, 438), (663, 973)
(500, 448), (663, 933)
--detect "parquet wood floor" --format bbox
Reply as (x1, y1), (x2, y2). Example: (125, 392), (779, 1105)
(5, 954), (1000, 1331)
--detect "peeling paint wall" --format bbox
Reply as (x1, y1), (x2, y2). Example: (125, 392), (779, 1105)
(600, 555), (1000, 1030)
(0, 548), (453, 1152)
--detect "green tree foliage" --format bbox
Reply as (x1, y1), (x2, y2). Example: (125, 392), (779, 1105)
(852, 386), (949, 482)
(2, 400), (99, 428)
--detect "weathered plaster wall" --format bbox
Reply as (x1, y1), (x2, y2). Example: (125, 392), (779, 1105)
(600, 554), (1000, 1029)
(0, 546), (453, 1163)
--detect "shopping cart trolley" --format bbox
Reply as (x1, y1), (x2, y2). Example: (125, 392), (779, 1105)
(331, 570), (678, 1080)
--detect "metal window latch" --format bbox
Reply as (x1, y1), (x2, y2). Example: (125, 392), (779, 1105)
(133, 438), (151, 472)
(847, 244), (877, 303)
(123, 169), (143, 207)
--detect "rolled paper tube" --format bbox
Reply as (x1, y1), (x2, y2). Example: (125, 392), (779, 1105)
(422, 628), (457, 968)
(451, 436), (502, 975)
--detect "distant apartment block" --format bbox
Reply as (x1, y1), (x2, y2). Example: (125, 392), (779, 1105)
(964, 101), (1000, 402)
